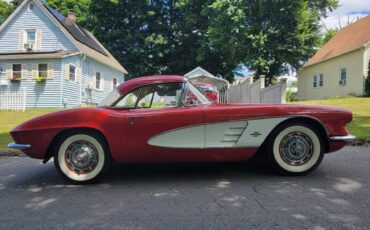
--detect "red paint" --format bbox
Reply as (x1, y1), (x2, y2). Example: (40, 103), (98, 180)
(10, 75), (353, 162)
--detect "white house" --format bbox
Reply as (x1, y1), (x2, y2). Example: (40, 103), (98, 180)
(0, 0), (127, 108)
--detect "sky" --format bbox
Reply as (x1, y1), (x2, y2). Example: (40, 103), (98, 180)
(322, 0), (370, 30)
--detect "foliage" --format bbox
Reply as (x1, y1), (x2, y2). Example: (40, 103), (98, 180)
(85, 0), (233, 81)
(321, 28), (337, 46)
(0, 0), (13, 25)
(45, 0), (91, 26)
(365, 61), (370, 97)
(286, 89), (295, 102)
(1, 0), (338, 83)
(204, 0), (338, 85)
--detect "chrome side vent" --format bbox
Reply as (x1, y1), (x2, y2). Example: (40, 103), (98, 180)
(221, 122), (248, 144)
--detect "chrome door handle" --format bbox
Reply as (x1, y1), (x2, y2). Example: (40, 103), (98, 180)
(128, 116), (135, 125)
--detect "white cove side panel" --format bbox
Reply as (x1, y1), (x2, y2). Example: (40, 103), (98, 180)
(148, 117), (289, 149)
(148, 125), (204, 148)
(235, 117), (288, 147)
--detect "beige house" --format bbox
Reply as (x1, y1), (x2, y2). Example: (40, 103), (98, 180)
(298, 15), (370, 100)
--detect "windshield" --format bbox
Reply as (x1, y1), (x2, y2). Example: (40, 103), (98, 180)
(184, 82), (211, 105)
(98, 89), (121, 107)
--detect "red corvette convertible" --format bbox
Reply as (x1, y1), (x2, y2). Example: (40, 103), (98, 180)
(8, 75), (355, 183)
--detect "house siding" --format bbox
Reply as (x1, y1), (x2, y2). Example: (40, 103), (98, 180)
(0, 1), (76, 53)
(0, 0), (126, 108)
(81, 57), (124, 105)
(298, 49), (365, 100)
(0, 59), (62, 108)
(61, 55), (81, 108)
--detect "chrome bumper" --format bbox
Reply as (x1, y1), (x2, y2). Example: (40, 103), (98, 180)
(329, 135), (356, 142)
(7, 142), (31, 150)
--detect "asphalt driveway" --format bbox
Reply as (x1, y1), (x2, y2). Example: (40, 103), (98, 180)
(0, 146), (369, 230)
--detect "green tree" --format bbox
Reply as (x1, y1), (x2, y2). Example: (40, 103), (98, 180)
(45, 0), (91, 26)
(86, 0), (231, 80)
(365, 61), (370, 97)
(0, 0), (14, 25)
(205, 0), (338, 85)
(11, 0), (23, 7)
(321, 28), (337, 46)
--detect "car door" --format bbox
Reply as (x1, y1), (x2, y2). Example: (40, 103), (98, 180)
(123, 82), (206, 162)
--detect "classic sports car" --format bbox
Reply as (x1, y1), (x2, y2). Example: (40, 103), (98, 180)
(8, 75), (355, 183)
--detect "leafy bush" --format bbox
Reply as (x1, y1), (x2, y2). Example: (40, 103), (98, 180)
(365, 61), (370, 97)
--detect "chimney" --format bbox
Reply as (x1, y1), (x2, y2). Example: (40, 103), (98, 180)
(67, 12), (77, 22)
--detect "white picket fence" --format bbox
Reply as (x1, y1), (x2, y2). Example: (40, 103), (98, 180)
(0, 89), (27, 112)
(227, 76), (287, 104)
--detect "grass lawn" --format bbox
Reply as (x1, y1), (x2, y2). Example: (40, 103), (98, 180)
(291, 97), (370, 141)
(0, 109), (58, 153)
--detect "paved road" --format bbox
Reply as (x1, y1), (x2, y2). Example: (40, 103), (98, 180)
(0, 147), (369, 230)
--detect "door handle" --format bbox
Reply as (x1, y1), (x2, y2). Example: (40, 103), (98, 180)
(128, 116), (135, 125)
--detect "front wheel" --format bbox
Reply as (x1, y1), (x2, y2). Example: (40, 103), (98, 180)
(54, 131), (111, 184)
(266, 123), (324, 175)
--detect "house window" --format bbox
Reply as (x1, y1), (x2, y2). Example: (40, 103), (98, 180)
(339, 68), (346, 85)
(96, 72), (101, 90)
(313, 75), (318, 88)
(12, 64), (22, 80)
(38, 64), (47, 78)
(26, 30), (36, 45)
(112, 78), (117, 88)
(69, 65), (76, 81)
(319, 74), (324, 87)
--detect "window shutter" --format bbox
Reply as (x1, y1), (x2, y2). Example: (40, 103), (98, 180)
(47, 63), (53, 79)
(6, 64), (12, 80)
(35, 29), (42, 50)
(93, 72), (96, 89)
(18, 30), (24, 50)
(75, 67), (81, 82)
(32, 64), (38, 79)
(65, 64), (70, 80)
(21, 64), (27, 79)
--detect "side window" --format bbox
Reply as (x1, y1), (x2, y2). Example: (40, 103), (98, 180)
(313, 75), (317, 88)
(69, 65), (76, 81)
(339, 68), (346, 85)
(38, 64), (47, 78)
(319, 73), (324, 87)
(115, 88), (141, 108)
(136, 83), (183, 109)
(12, 64), (22, 80)
(114, 83), (183, 109)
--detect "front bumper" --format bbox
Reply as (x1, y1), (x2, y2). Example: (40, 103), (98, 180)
(7, 142), (31, 150)
(329, 135), (356, 142)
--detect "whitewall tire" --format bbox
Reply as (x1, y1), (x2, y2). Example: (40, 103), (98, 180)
(266, 122), (324, 175)
(54, 131), (111, 184)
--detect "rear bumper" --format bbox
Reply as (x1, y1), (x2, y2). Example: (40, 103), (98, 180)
(7, 142), (31, 150)
(329, 135), (356, 142)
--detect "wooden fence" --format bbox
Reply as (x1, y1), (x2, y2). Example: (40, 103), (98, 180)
(0, 89), (27, 112)
(227, 76), (287, 104)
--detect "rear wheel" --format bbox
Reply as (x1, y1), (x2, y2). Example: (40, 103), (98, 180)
(266, 122), (324, 175)
(54, 131), (111, 184)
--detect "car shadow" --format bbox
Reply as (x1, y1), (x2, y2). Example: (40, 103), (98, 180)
(105, 153), (281, 184)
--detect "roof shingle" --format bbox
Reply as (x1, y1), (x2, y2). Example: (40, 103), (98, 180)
(305, 14), (370, 67)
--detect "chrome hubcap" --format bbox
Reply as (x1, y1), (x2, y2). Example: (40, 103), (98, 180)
(65, 141), (99, 174)
(279, 132), (313, 166)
